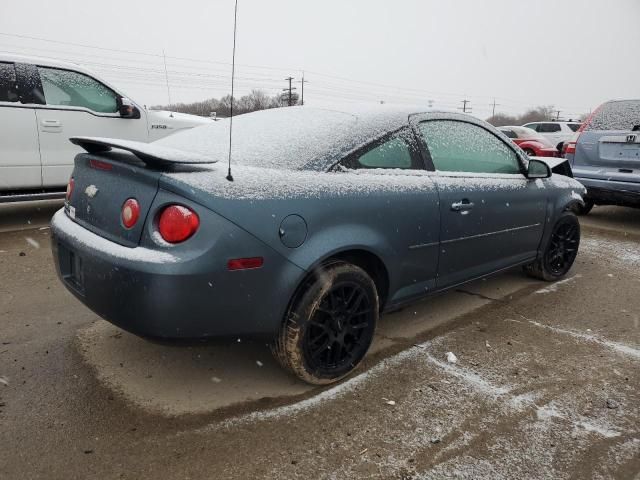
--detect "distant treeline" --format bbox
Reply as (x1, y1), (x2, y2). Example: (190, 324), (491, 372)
(150, 89), (298, 117)
(486, 106), (587, 126)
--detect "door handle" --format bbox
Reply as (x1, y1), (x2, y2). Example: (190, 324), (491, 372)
(40, 119), (62, 127)
(451, 200), (474, 212)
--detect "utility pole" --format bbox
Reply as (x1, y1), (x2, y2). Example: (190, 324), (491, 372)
(555, 110), (561, 121)
(491, 98), (500, 117)
(283, 77), (296, 106)
(299, 72), (309, 106)
(459, 98), (472, 114)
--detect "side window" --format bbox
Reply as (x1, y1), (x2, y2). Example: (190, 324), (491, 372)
(418, 120), (522, 175)
(568, 123), (581, 132)
(540, 123), (561, 133)
(523, 123), (539, 132)
(38, 67), (118, 113)
(353, 136), (414, 169)
(0, 62), (19, 102)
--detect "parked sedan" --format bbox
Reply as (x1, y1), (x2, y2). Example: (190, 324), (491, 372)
(51, 106), (586, 384)
(498, 126), (560, 157)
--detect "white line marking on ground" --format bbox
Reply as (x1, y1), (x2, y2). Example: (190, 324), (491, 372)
(512, 318), (640, 360)
(535, 274), (582, 294)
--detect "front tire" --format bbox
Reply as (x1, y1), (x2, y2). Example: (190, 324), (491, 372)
(524, 148), (536, 157)
(272, 262), (379, 385)
(524, 211), (580, 281)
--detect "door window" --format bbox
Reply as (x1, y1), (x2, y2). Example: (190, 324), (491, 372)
(0, 62), (19, 102)
(38, 67), (118, 113)
(342, 135), (416, 170)
(522, 123), (540, 132)
(419, 120), (522, 174)
(539, 123), (561, 133)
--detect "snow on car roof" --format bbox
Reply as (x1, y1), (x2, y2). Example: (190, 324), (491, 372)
(154, 105), (434, 171)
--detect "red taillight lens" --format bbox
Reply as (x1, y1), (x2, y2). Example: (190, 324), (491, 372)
(66, 177), (74, 201)
(227, 257), (264, 271)
(564, 141), (577, 155)
(89, 159), (113, 171)
(158, 205), (199, 243)
(121, 198), (141, 229)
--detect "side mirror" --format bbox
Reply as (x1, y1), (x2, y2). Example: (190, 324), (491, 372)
(117, 96), (141, 119)
(527, 159), (551, 179)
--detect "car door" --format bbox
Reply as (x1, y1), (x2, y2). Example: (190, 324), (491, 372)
(32, 65), (148, 188)
(337, 129), (441, 302)
(414, 116), (547, 289)
(0, 61), (42, 191)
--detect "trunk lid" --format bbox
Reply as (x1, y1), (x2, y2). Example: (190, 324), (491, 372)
(66, 153), (162, 247)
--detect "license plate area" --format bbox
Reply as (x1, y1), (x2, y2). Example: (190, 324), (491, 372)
(58, 243), (85, 294)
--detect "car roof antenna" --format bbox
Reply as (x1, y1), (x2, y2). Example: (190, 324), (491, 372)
(162, 49), (173, 118)
(226, 0), (239, 182)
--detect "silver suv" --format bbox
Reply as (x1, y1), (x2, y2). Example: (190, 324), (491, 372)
(564, 99), (640, 214)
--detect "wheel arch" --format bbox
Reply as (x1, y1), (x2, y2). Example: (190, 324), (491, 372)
(288, 247), (391, 315)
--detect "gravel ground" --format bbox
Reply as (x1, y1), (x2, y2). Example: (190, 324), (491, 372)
(0, 204), (638, 479)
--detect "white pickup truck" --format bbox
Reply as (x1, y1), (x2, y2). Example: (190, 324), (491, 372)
(0, 54), (210, 202)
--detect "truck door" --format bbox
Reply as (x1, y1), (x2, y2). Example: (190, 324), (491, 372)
(0, 61), (42, 190)
(32, 65), (148, 188)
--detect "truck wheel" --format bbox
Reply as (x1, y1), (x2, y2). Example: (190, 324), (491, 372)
(524, 148), (536, 157)
(524, 211), (580, 281)
(272, 261), (379, 385)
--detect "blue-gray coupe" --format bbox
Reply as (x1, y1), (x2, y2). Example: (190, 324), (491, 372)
(51, 106), (586, 384)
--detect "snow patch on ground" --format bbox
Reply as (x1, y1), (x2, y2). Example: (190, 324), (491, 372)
(535, 274), (582, 294)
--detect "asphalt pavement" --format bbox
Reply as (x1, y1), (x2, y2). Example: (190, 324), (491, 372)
(0, 202), (638, 479)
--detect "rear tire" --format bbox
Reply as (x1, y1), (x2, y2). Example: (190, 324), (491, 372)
(272, 262), (379, 385)
(524, 211), (580, 281)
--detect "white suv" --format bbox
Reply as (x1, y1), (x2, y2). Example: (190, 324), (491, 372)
(0, 54), (210, 200)
(521, 121), (582, 151)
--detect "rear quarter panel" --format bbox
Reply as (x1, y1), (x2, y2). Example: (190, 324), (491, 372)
(160, 167), (442, 308)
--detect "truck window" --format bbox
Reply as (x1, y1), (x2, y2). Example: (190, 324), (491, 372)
(38, 67), (118, 114)
(0, 62), (19, 102)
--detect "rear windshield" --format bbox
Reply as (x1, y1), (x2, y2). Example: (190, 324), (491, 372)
(587, 100), (640, 131)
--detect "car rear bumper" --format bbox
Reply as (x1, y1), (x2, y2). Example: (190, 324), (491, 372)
(50, 209), (304, 339)
(575, 177), (640, 207)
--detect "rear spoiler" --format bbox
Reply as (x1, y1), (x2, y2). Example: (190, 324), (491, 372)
(70, 137), (215, 166)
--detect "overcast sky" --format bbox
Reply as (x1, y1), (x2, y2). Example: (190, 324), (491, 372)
(1, 0), (638, 119)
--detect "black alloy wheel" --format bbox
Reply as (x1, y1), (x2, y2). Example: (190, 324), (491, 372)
(544, 220), (580, 276)
(303, 281), (376, 375)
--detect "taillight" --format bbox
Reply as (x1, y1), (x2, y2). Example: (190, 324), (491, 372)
(158, 205), (199, 243)
(66, 177), (74, 201)
(89, 159), (113, 171)
(121, 198), (141, 229)
(564, 140), (577, 155)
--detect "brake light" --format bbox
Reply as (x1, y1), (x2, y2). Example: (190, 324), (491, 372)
(89, 159), (113, 171)
(564, 140), (577, 155)
(227, 257), (264, 271)
(66, 177), (74, 201)
(158, 205), (199, 243)
(121, 198), (141, 229)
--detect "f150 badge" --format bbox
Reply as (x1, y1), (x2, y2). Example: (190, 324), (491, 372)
(151, 124), (170, 129)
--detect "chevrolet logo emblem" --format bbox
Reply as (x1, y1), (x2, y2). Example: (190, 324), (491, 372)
(84, 185), (99, 198)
